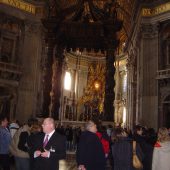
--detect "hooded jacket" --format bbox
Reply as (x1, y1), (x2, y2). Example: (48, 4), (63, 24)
(152, 141), (170, 170)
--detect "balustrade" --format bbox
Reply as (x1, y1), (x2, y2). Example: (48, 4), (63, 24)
(0, 61), (22, 82)
(157, 69), (170, 79)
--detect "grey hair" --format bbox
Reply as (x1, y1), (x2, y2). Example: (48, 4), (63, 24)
(84, 121), (95, 131)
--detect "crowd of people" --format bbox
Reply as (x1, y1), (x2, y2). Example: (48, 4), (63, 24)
(0, 114), (170, 170)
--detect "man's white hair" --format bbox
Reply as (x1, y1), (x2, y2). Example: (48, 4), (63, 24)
(84, 120), (95, 131)
(44, 118), (55, 128)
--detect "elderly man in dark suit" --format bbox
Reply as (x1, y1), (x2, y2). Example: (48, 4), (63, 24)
(76, 120), (106, 170)
(30, 117), (66, 170)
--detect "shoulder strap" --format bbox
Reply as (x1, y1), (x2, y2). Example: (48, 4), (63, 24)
(133, 141), (136, 154)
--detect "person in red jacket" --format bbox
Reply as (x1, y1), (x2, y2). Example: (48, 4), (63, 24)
(96, 131), (110, 158)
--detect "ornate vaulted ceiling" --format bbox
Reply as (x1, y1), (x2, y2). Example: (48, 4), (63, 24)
(1, 0), (170, 52)
(0, 0), (138, 58)
(51, 0), (136, 51)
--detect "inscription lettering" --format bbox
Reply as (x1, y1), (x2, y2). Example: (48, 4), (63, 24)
(142, 2), (170, 17)
(0, 0), (36, 14)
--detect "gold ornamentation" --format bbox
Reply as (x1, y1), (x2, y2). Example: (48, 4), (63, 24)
(79, 64), (105, 113)
(0, 0), (44, 15)
(142, 2), (170, 17)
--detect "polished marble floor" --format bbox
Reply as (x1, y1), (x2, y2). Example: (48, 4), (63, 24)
(59, 153), (77, 170)
(60, 153), (111, 170)
(11, 153), (112, 170)
(59, 160), (111, 170)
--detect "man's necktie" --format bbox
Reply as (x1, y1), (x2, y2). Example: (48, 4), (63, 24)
(43, 135), (49, 148)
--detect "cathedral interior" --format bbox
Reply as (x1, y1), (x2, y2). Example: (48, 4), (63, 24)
(0, 0), (170, 130)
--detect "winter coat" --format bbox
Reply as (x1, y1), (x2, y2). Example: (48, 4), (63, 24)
(0, 127), (11, 154)
(9, 125), (30, 158)
(76, 131), (106, 170)
(112, 137), (144, 170)
(152, 141), (170, 170)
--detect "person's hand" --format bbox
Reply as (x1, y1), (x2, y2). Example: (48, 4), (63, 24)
(78, 165), (86, 170)
(105, 153), (108, 158)
(35, 150), (41, 157)
(41, 149), (50, 158)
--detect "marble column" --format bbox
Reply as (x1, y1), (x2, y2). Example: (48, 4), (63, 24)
(114, 60), (121, 123)
(50, 45), (64, 120)
(102, 8), (122, 121)
(140, 23), (159, 128)
(104, 45), (116, 121)
(42, 40), (54, 117)
(126, 50), (136, 129)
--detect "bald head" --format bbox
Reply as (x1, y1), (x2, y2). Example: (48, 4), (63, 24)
(42, 118), (55, 134)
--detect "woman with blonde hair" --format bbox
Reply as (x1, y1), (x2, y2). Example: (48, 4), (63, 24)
(152, 127), (170, 170)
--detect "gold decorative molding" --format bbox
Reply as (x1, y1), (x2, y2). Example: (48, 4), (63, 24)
(0, 0), (44, 15)
(142, 2), (170, 17)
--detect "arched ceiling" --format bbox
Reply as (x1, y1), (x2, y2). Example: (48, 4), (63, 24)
(51, 0), (136, 52)
(0, 0), (136, 52)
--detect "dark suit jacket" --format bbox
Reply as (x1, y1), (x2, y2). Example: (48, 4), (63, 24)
(30, 131), (66, 170)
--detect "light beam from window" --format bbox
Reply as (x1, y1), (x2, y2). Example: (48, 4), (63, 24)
(64, 71), (71, 90)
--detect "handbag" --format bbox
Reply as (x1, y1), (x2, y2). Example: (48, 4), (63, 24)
(132, 141), (143, 169)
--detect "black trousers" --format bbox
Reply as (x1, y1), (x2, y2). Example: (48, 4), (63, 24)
(0, 154), (10, 170)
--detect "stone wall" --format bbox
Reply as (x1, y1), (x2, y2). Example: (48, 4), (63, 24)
(127, 1), (170, 129)
(0, 3), (43, 122)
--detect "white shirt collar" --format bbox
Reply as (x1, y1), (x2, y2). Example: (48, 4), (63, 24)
(46, 129), (55, 140)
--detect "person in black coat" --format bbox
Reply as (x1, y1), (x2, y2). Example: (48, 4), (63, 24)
(76, 120), (106, 170)
(133, 125), (153, 170)
(27, 124), (42, 170)
(30, 118), (66, 170)
(111, 128), (144, 170)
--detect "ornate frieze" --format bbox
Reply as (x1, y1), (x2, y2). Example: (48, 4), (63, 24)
(142, 2), (170, 17)
(0, 0), (44, 16)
